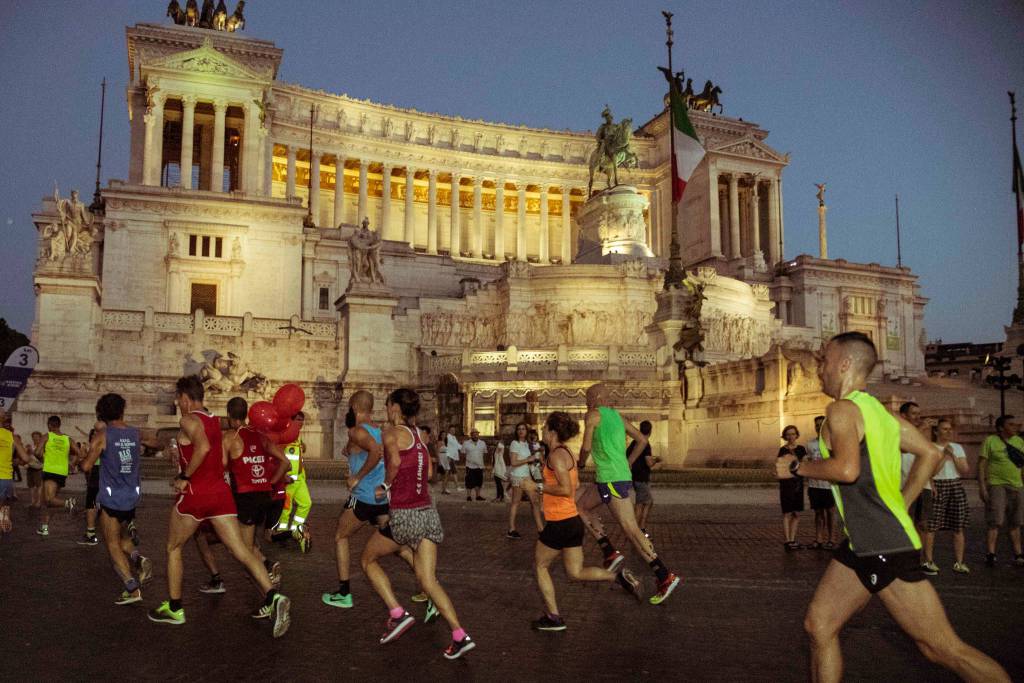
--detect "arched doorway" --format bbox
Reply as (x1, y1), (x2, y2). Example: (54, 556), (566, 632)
(436, 373), (465, 435)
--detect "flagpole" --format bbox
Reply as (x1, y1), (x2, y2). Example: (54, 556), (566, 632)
(303, 103), (316, 228)
(90, 77), (107, 213)
(1010, 91), (1024, 324)
(662, 10), (684, 289)
(894, 193), (902, 268)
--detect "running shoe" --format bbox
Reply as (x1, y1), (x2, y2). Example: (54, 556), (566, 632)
(199, 579), (226, 594)
(148, 601), (185, 625)
(297, 525), (312, 553)
(619, 568), (643, 602)
(115, 589), (143, 606)
(649, 573), (681, 605)
(920, 561), (939, 576)
(531, 614), (567, 631)
(506, 530), (521, 540)
(424, 599), (439, 625)
(268, 561), (282, 587)
(36, 525), (49, 537)
(322, 591), (353, 609)
(953, 562), (971, 574)
(443, 635), (476, 660)
(127, 519), (140, 546)
(138, 555), (154, 584)
(271, 594), (291, 638)
(77, 534), (99, 546)
(379, 612), (415, 644)
(603, 550), (624, 573)
(0, 506), (11, 533)
(985, 553), (997, 567)
(65, 498), (76, 514)
(410, 592), (429, 603)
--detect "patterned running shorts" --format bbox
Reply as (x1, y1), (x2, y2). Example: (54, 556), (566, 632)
(381, 506), (444, 549)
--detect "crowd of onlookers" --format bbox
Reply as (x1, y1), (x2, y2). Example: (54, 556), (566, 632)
(776, 402), (1024, 574)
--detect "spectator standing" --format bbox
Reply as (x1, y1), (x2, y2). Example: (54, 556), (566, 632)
(921, 418), (970, 575)
(777, 425), (806, 550)
(506, 422), (543, 539)
(804, 416), (837, 549)
(443, 427), (462, 493)
(26, 431), (44, 508)
(461, 430), (487, 501)
(628, 420), (659, 537)
(979, 415), (1024, 567)
(436, 427), (452, 495)
(899, 402), (932, 541)
(491, 440), (507, 502)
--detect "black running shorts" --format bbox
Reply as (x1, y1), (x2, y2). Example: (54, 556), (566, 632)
(834, 539), (925, 593)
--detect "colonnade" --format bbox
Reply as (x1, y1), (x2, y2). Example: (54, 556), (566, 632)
(712, 172), (782, 266)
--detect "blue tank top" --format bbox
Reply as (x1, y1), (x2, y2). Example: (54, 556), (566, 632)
(98, 425), (141, 511)
(349, 424), (385, 505)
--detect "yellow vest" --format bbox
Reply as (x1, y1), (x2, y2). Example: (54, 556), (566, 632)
(285, 440), (304, 478)
(0, 428), (13, 480)
(43, 433), (71, 476)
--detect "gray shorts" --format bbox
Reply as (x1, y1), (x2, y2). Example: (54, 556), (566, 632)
(0, 479), (13, 502)
(634, 481), (653, 504)
(986, 484), (1024, 529)
(382, 506), (444, 549)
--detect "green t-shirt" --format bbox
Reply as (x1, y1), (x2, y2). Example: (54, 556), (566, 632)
(592, 407), (632, 484)
(980, 434), (1024, 488)
(42, 433), (71, 476)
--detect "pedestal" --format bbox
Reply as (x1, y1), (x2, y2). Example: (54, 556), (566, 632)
(336, 283), (405, 385)
(574, 185), (655, 263)
(33, 271), (102, 373)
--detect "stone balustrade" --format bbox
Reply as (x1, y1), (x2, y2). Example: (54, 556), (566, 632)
(422, 345), (656, 379)
(102, 308), (336, 340)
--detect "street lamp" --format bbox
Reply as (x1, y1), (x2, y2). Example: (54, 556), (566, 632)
(984, 354), (1020, 416)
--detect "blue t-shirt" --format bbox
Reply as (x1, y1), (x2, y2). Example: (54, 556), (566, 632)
(98, 425), (141, 511)
(349, 424), (385, 505)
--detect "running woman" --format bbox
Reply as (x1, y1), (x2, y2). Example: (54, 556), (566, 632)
(0, 411), (30, 533)
(322, 391), (416, 609)
(37, 415), (82, 536)
(361, 388), (476, 659)
(148, 376), (291, 638)
(533, 411), (642, 631)
(79, 394), (155, 605)
(224, 397), (288, 585)
(779, 332), (1008, 682)
(576, 383), (681, 605)
(506, 422), (543, 539)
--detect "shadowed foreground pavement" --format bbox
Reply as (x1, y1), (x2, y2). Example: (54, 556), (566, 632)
(1, 481), (1021, 682)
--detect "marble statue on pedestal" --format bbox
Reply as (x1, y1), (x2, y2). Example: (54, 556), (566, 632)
(587, 106), (638, 197)
(44, 186), (98, 261)
(348, 217), (385, 286)
(200, 350), (267, 397)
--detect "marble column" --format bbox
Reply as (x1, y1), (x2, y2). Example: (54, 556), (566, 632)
(285, 146), (296, 199)
(750, 180), (761, 256)
(516, 183), (527, 261)
(708, 166), (722, 256)
(449, 171), (462, 256)
(309, 151), (321, 223)
(472, 176), (483, 257)
(494, 181), (505, 259)
(560, 186), (571, 263)
(767, 177), (780, 266)
(357, 159), (369, 225)
(242, 101), (258, 193)
(142, 91), (166, 186)
(728, 174), (741, 258)
(263, 134), (274, 196)
(381, 165), (393, 238)
(179, 95), (196, 189)
(333, 152), (346, 227)
(210, 99), (227, 192)
(539, 184), (550, 262)
(427, 170), (438, 254)
(404, 167), (415, 247)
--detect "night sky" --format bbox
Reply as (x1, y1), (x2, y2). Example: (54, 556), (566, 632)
(0, 1), (1021, 343)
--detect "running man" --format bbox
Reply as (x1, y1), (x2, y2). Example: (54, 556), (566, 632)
(37, 415), (82, 537)
(224, 397), (288, 586)
(322, 390), (416, 609)
(0, 410), (30, 533)
(533, 411), (642, 631)
(361, 388), (476, 659)
(79, 393), (155, 605)
(148, 376), (291, 638)
(576, 383), (681, 604)
(78, 427), (102, 546)
(275, 411), (312, 552)
(777, 332), (1008, 682)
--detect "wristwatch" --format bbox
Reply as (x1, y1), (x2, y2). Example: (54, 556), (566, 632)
(789, 459), (801, 476)
(176, 472), (190, 481)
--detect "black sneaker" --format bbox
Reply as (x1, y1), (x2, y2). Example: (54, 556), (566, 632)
(127, 519), (140, 546)
(506, 530), (521, 540)
(986, 553), (997, 567)
(77, 534), (99, 546)
(531, 614), (567, 631)
(379, 612), (415, 644)
(443, 634), (476, 660)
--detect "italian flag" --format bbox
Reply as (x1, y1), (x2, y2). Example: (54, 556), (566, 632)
(666, 76), (706, 203)
(1014, 135), (1024, 250)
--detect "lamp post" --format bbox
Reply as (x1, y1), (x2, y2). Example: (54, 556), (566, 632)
(985, 354), (1020, 416)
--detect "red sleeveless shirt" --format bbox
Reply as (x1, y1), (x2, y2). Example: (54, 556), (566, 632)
(388, 426), (431, 510)
(178, 410), (226, 493)
(230, 427), (272, 494)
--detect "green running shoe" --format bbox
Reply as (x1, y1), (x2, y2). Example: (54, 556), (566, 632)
(410, 592), (429, 603)
(424, 599), (440, 625)
(115, 589), (143, 606)
(322, 591), (353, 609)
(148, 601), (185, 625)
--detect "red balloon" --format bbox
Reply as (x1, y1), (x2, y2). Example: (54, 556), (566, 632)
(273, 383), (305, 419)
(275, 419), (301, 445)
(273, 411), (290, 431)
(248, 401), (281, 433)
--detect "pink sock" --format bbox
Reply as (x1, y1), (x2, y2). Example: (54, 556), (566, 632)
(389, 606), (405, 619)
(452, 627), (466, 641)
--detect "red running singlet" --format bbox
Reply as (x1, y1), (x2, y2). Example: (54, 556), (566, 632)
(178, 411), (227, 493)
(230, 427), (272, 494)
(388, 426), (431, 510)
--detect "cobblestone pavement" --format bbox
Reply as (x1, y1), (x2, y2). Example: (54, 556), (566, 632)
(1, 479), (1022, 682)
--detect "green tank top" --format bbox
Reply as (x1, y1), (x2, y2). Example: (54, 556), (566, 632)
(43, 433), (71, 476)
(0, 428), (13, 480)
(592, 407), (632, 483)
(820, 390), (920, 555)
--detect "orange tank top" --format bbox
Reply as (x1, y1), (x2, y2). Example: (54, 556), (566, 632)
(542, 446), (579, 522)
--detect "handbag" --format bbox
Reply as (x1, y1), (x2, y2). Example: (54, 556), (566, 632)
(1001, 437), (1024, 468)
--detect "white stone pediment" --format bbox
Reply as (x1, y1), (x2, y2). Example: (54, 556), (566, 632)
(145, 38), (268, 82)
(711, 136), (786, 163)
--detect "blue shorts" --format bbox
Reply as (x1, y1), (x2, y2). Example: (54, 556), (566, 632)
(597, 481), (633, 504)
(0, 479), (13, 502)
